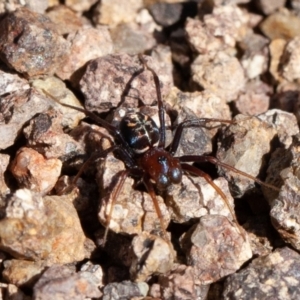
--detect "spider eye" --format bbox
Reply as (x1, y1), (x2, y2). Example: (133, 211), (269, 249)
(157, 174), (169, 190)
(170, 168), (182, 184)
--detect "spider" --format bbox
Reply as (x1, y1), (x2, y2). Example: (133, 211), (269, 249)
(44, 54), (279, 244)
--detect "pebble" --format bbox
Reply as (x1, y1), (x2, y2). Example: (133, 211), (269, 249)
(223, 247), (300, 299)
(0, 8), (70, 77)
(0, 189), (86, 265)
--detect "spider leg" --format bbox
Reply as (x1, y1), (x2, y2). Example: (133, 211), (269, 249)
(179, 155), (280, 192)
(102, 169), (130, 245)
(142, 175), (169, 242)
(169, 118), (236, 156)
(138, 54), (166, 149)
(42, 88), (136, 163)
(181, 163), (246, 240)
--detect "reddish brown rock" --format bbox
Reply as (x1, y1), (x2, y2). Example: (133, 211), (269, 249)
(10, 147), (62, 195)
(0, 8), (70, 77)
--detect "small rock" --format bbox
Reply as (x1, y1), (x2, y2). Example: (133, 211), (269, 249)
(3, 259), (46, 288)
(217, 115), (277, 197)
(0, 154), (10, 198)
(46, 5), (84, 35)
(93, 0), (143, 27)
(258, 109), (299, 148)
(148, 2), (183, 27)
(130, 232), (175, 282)
(270, 134), (300, 250)
(0, 63), (30, 96)
(269, 38), (287, 81)
(255, 0), (286, 15)
(65, 0), (98, 12)
(80, 53), (173, 113)
(32, 76), (85, 130)
(33, 264), (102, 300)
(235, 79), (271, 115)
(102, 280), (148, 300)
(158, 265), (197, 300)
(260, 8), (300, 40)
(191, 52), (246, 102)
(56, 26), (113, 82)
(0, 189), (86, 264)
(5, 284), (30, 300)
(10, 147), (62, 195)
(80, 261), (104, 288)
(181, 215), (252, 285)
(0, 88), (55, 150)
(110, 22), (156, 55)
(0, 8), (70, 77)
(0, 0), (48, 14)
(23, 109), (84, 161)
(166, 176), (235, 224)
(239, 33), (269, 79)
(281, 36), (300, 82)
(223, 247), (300, 299)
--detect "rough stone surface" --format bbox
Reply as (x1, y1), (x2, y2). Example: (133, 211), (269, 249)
(260, 9), (300, 40)
(217, 115), (277, 197)
(0, 8), (70, 77)
(80, 53), (173, 113)
(10, 147), (62, 195)
(32, 76), (85, 130)
(166, 176), (235, 224)
(93, 0), (143, 27)
(56, 26), (113, 82)
(157, 264), (198, 300)
(46, 5), (84, 35)
(235, 79), (271, 115)
(0, 189), (86, 265)
(223, 247), (300, 299)
(0, 154), (10, 198)
(3, 259), (46, 288)
(181, 215), (252, 285)
(102, 281), (148, 300)
(270, 135), (300, 251)
(65, 0), (98, 12)
(240, 33), (269, 79)
(269, 38), (287, 81)
(110, 22), (157, 55)
(255, 0), (286, 15)
(0, 88), (55, 150)
(258, 109), (299, 148)
(23, 109), (84, 161)
(191, 52), (246, 102)
(33, 264), (102, 300)
(0, 63), (30, 96)
(0, 0), (48, 14)
(281, 36), (300, 82)
(130, 232), (175, 282)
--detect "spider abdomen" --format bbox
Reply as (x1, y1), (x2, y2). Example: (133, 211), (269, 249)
(120, 112), (159, 154)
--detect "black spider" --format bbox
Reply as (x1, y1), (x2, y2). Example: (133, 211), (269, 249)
(44, 55), (279, 243)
